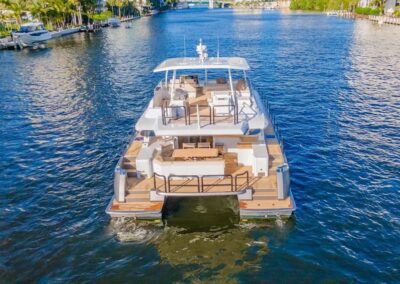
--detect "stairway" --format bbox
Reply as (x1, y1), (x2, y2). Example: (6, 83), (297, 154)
(223, 152), (238, 175)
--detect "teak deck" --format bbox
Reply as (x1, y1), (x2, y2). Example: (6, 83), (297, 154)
(109, 120), (295, 219)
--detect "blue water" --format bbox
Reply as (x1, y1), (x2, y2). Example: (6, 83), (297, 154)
(1, 9), (399, 282)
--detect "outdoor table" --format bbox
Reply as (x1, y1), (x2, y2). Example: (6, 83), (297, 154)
(172, 148), (219, 159)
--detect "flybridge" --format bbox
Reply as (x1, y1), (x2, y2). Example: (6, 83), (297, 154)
(153, 57), (251, 72)
(154, 38), (250, 72)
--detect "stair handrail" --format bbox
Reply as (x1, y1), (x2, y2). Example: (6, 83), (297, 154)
(153, 172), (168, 192)
(234, 171), (249, 191)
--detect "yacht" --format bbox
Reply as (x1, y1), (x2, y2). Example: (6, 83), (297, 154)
(106, 40), (296, 220)
(108, 17), (121, 28)
(142, 6), (159, 16)
(326, 11), (338, 16)
(12, 22), (51, 47)
(176, 1), (189, 9)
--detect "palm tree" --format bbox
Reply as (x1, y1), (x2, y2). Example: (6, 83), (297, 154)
(107, 0), (116, 16)
(370, 0), (387, 15)
(0, 0), (29, 25)
(115, 0), (124, 17)
(29, 0), (49, 24)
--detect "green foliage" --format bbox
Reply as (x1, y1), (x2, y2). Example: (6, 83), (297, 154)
(45, 21), (54, 31)
(90, 10), (111, 21)
(290, 0), (359, 11)
(0, 22), (18, 38)
(0, 0), (139, 27)
(394, 6), (400, 17)
(355, 7), (380, 15)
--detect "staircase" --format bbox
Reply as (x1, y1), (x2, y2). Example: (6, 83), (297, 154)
(223, 152), (238, 175)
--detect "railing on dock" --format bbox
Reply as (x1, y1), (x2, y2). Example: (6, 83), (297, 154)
(153, 171), (249, 194)
(369, 15), (400, 25)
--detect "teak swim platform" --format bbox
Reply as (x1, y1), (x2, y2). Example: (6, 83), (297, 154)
(106, 40), (296, 219)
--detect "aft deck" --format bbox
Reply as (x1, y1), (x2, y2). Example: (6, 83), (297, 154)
(108, 129), (295, 219)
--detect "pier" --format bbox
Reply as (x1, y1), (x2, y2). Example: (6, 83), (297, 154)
(368, 15), (400, 25)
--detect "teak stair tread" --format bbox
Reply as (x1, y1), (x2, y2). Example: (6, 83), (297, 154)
(112, 201), (163, 211)
(125, 141), (143, 157)
(240, 197), (292, 210)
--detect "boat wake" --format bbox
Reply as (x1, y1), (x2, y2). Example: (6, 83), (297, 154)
(109, 218), (164, 243)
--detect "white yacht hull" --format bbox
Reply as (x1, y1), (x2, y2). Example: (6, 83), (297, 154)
(108, 19), (121, 27)
(14, 31), (51, 47)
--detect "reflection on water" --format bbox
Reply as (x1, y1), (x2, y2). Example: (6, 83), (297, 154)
(1, 9), (399, 283)
(109, 197), (295, 282)
(163, 196), (240, 232)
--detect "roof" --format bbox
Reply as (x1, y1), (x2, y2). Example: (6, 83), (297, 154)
(153, 57), (250, 72)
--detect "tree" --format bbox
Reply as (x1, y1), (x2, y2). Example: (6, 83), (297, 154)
(370, 0), (387, 15)
(0, 0), (29, 24)
(115, 0), (124, 17)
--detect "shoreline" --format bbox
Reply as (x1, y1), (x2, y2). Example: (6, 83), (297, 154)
(0, 16), (141, 51)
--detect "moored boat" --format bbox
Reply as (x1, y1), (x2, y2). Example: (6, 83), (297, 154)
(108, 17), (121, 28)
(106, 40), (296, 220)
(12, 22), (51, 47)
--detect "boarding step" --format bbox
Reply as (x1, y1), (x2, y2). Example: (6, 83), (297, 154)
(127, 190), (149, 194)
(254, 188), (276, 193)
(267, 144), (282, 156)
(124, 198), (153, 203)
(252, 196), (277, 201)
(253, 190), (277, 198)
(126, 192), (150, 202)
(270, 156), (284, 166)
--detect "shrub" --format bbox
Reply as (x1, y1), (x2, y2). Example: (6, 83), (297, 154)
(355, 7), (380, 15)
(91, 11), (112, 22)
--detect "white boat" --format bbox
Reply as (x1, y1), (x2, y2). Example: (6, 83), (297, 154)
(12, 22), (51, 47)
(106, 40), (296, 220)
(326, 11), (338, 16)
(149, 8), (159, 15)
(108, 17), (121, 27)
(176, 2), (189, 9)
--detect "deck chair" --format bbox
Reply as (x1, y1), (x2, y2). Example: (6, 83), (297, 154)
(182, 143), (195, 149)
(197, 142), (211, 148)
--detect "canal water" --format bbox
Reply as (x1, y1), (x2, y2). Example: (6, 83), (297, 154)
(1, 9), (399, 282)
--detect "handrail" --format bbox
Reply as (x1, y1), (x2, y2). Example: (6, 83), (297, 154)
(264, 93), (288, 164)
(235, 171), (249, 191)
(161, 102), (188, 125)
(152, 172), (252, 194)
(212, 104), (236, 124)
(168, 174), (200, 193)
(188, 104), (212, 125)
(201, 174), (233, 192)
(153, 172), (168, 192)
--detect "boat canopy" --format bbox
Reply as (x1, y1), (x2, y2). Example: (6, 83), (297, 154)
(153, 57), (250, 72)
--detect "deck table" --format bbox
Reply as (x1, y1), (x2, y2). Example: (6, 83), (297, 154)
(172, 148), (219, 159)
